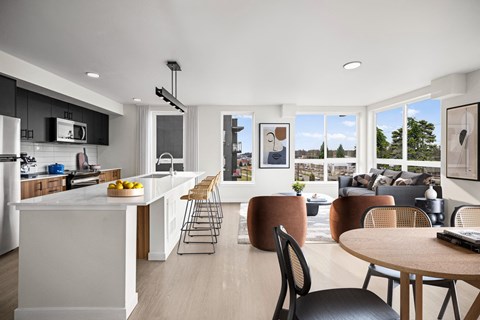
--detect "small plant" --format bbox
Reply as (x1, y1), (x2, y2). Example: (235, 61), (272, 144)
(291, 181), (306, 194)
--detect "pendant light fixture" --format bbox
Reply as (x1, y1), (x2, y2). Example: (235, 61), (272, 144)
(155, 61), (185, 113)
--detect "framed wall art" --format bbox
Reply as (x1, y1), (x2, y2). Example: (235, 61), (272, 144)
(446, 103), (480, 180)
(259, 123), (290, 168)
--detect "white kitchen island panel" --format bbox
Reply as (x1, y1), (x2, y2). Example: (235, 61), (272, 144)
(11, 171), (203, 320)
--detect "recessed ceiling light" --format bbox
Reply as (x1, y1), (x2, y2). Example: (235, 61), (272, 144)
(343, 61), (362, 70)
(133, 98), (142, 102)
(85, 72), (100, 78)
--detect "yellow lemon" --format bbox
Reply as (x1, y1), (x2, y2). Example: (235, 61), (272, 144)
(136, 182), (143, 188)
(107, 183), (116, 189)
(125, 182), (134, 189)
(115, 183), (124, 190)
(116, 179), (123, 185)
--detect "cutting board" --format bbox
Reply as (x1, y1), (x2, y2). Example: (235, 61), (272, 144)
(77, 153), (88, 170)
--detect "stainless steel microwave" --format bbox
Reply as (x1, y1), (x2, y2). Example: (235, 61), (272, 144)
(52, 118), (87, 143)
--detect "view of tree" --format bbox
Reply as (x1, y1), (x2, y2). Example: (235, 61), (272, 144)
(319, 142), (325, 159)
(336, 144), (345, 158)
(376, 127), (390, 158)
(379, 117), (439, 161)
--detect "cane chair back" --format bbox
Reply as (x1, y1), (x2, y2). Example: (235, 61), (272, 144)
(362, 206), (432, 228)
(272, 225), (399, 320)
(451, 205), (480, 227)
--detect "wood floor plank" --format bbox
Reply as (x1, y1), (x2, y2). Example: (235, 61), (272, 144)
(0, 203), (478, 320)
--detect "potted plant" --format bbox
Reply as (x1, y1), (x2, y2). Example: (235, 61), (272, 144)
(292, 181), (306, 196)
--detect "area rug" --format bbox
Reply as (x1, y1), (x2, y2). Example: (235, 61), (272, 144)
(237, 203), (335, 244)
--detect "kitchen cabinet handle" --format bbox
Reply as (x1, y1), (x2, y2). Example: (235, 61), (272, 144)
(21, 129), (27, 139)
(69, 112), (73, 119)
(27, 130), (34, 139)
(64, 111), (69, 119)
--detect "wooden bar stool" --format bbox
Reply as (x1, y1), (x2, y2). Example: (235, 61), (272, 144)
(176, 180), (217, 255)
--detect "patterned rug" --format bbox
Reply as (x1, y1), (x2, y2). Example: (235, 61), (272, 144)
(237, 203), (335, 244)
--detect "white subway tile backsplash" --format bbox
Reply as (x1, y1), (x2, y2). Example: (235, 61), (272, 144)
(21, 142), (98, 172)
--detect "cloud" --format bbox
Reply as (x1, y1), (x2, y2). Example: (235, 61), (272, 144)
(301, 132), (323, 139)
(342, 120), (356, 127)
(327, 133), (347, 140)
(408, 108), (419, 117)
(377, 125), (390, 131)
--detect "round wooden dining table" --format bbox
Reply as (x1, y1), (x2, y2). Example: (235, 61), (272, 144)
(339, 227), (480, 320)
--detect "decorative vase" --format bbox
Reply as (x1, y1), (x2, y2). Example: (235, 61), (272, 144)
(296, 192), (302, 196)
(424, 185), (437, 200)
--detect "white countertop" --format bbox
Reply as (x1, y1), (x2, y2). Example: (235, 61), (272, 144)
(12, 171), (203, 209)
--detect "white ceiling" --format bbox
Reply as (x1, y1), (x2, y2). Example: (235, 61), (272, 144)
(1, 0), (480, 107)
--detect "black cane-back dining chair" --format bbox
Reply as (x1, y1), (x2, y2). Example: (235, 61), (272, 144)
(272, 225), (399, 320)
(361, 206), (460, 320)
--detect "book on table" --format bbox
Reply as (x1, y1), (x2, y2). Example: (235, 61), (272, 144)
(437, 232), (480, 253)
(443, 229), (480, 244)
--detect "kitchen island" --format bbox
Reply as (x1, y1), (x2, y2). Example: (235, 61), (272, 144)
(11, 171), (202, 320)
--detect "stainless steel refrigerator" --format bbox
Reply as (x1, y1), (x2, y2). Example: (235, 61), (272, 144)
(0, 115), (20, 256)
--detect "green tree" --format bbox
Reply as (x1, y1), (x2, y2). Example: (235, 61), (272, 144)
(336, 144), (345, 158)
(319, 142), (325, 159)
(389, 117), (438, 160)
(376, 127), (390, 158)
(309, 172), (315, 181)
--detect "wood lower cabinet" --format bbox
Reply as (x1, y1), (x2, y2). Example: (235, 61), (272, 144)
(99, 169), (121, 183)
(21, 176), (66, 200)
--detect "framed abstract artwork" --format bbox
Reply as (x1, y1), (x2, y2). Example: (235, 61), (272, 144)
(259, 123), (290, 168)
(446, 103), (480, 180)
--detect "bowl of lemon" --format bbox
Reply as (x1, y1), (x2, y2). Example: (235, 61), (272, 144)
(107, 179), (144, 197)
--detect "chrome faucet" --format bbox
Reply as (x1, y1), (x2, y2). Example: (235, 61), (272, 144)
(156, 152), (175, 175)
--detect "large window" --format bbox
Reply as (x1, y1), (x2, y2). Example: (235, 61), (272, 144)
(295, 114), (357, 181)
(222, 113), (253, 182)
(375, 98), (441, 182)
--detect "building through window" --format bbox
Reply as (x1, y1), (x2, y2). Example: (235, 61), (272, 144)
(222, 113), (253, 182)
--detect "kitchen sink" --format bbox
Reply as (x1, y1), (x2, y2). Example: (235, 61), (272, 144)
(141, 173), (170, 179)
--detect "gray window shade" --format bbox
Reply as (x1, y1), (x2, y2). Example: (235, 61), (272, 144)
(156, 115), (183, 158)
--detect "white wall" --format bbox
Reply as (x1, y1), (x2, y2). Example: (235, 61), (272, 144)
(441, 69), (480, 220)
(98, 104), (138, 178)
(197, 104), (366, 202)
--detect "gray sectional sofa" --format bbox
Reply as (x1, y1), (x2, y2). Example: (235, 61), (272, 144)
(338, 168), (442, 206)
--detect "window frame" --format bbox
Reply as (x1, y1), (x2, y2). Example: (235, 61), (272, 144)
(220, 111), (255, 184)
(374, 98), (441, 175)
(294, 112), (360, 183)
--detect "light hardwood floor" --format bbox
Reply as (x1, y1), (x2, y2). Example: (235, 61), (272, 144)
(0, 203), (478, 319)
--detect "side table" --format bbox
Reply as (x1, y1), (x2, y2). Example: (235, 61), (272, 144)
(414, 197), (445, 226)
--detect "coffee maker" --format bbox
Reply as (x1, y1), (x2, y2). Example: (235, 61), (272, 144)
(19, 152), (37, 178)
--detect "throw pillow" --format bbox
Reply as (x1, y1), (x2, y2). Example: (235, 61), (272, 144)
(367, 173), (378, 190)
(383, 169), (402, 185)
(371, 175), (394, 191)
(393, 177), (415, 186)
(415, 173), (433, 185)
(352, 174), (370, 187)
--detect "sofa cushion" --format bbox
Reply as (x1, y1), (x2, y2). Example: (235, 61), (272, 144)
(369, 168), (385, 175)
(340, 187), (375, 197)
(383, 169), (402, 184)
(371, 175), (394, 191)
(415, 173), (433, 185)
(393, 177), (415, 186)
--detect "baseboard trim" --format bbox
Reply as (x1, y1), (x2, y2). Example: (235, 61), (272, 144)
(15, 307), (128, 320)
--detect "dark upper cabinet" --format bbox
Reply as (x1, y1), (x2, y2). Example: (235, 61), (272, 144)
(16, 89), (51, 142)
(16, 88), (29, 137)
(83, 108), (109, 145)
(25, 91), (51, 142)
(51, 99), (83, 122)
(68, 104), (83, 122)
(0, 74), (16, 117)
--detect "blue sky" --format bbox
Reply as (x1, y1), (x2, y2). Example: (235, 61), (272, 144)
(377, 99), (441, 144)
(295, 114), (357, 150)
